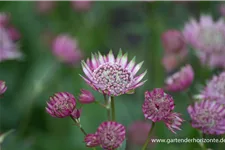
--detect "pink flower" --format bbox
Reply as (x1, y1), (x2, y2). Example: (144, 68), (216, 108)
(201, 71), (225, 105)
(142, 88), (183, 133)
(7, 26), (21, 41)
(96, 121), (126, 150)
(187, 100), (225, 135)
(79, 89), (95, 104)
(163, 112), (184, 134)
(84, 133), (100, 147)
(161, 30), (186, 53)
(46, 92), (76, 118)
(71, 1), (93, 12)
(81, 50), (147, 96)
(36, 1), (56, 14)
(0, 26), (23, 62)
(0, 13), (9, 27)
(127, 121), (152, 145)
(183, 15), (225, 68)
(165, 64), (194, 92)
(162, 49), (188, 72)
(142, 88), (175, 122)
(0, 80), (7, 95)
(52, 34), (82, 65)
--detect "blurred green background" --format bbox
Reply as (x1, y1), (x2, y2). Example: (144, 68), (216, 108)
(0, 1), (224, 150)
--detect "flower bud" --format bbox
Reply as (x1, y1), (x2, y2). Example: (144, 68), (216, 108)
(165, 64), (194, 92)
(127, 121), (152, 145)
(46, 92), (76, 118)
(71, 108), (81, 119)
(84, 133), (100, 147)
(79, 89), (95, 104)
(161, 30), (186, 53)
(71, 1), (93, 12)
(0, 81), (7, 95)
(0, 13), (9, 27)
(51, 34), (82, 64)
(36, 1), (56, 14)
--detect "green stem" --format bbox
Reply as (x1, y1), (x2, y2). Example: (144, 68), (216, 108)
(104, 94), (111, 120)
(111, 96), (115, 121)
(141, 122), (155, 150)
(70, 116), (87, 135)
(199, 133), (207, 150)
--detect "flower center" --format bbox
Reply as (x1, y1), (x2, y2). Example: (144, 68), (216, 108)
(92, 63), (133, 96)
(54, 100), (73, 113)
(199, 27), (225, 52)
(147, 96), (172, 120)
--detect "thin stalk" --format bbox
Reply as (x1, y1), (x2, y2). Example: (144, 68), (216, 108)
(141, 122), (155, 150)
(70, 116), (96, 150)
(111, 96), (115, 121)
(70, 115), (87, 135)
(198, 133), (207, 150)
(104, 94), (111, 120)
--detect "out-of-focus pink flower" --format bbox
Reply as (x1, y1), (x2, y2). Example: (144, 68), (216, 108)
(201, 71), (225, 105)
(0, 80), (7, 95)
(46, 92), (76, 118)
(162, 48), (188, 73)
(79, 89), (95, 104)
(161, 30), (186, 53)
(96, 121), (126, 150)
(71, 1), (93, 12)
(36, 1), (56, 14)
(187, 100), (225, 135)
(142, 88), (175, 122)
(7, 26), (21, 41)
(51, 34), (82, 65)
(127, 121), (152, 145)
(0, 13), (9, 27)
(219, 3), (225, 16)
(0, 26), (22, 62)
(84, 133), (100, 147)
(163, 112), (183, 134)
(81, 50), (147, 96)
(165, 64), (194, 92)
(183, 15), (225, 68)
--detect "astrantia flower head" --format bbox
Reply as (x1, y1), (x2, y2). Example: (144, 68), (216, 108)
(84, 133), (100, 147)
(142, 88), (175, 122)
(161, 29), (186, 53)
(79, 89), (95, 104)
(46, 92), (76, 118)
(165, 64), (194, 92)
(96, 121), (126, 150)
(0, 80), (7, 95)
(0, 26), (22, 62)
(127, 121), (153, 145)
(187, 100), (225, 135)
(81, 50), (147, 96)
(183, 15), (225, 68)
(163, 112), (184, 134)
(52, 34), (82, 65)
(201, 71), (225, 105)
